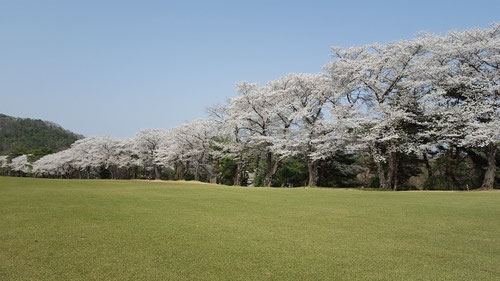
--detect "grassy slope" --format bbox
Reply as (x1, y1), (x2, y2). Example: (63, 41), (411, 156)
(0, 177), (499, 281)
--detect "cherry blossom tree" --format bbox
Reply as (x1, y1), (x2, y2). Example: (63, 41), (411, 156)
(167, 119), (220, 182)
(224, 82), (283, 186)
(0, 156), (8, 173)
(10, 155), (31, 174)
(208, 103), (252, 185)
(326, 37), (431, 190)
(266, 73), (338, 186)
(33, 149), (75, 178)
(422, 24), (500, 189)
(131, 129), (170, 179)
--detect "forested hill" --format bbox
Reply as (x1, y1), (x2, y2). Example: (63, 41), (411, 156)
(0, 114), (83, 158)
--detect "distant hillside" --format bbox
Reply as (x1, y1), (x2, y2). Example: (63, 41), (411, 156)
(0, 114), (83, 159)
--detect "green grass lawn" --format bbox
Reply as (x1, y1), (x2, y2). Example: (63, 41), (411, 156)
(0, 177), (499, 280)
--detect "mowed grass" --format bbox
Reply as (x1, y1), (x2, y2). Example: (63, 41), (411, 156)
(0, 177), (499, 280)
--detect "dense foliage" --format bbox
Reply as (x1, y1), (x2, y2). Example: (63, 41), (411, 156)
(0, 114), (82, 159)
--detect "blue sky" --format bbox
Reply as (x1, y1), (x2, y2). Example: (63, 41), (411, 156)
(1, 0), (498, 137)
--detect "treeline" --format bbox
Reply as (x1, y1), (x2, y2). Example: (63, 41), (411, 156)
(1, 24), (498, 190)
(0, 114), (83, 159)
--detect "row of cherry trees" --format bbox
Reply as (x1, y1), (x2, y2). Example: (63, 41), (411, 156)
(8, 121), (219, 182)
(1, 24), (498, 189)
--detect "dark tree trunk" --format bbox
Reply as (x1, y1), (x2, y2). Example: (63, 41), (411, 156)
(209, 174), (217, 184)
(132, 167), (137, 179)
(154, 165), (161, 180)
(264, 151), (272, 186)
(386, 151), (397, 190)
(423, 152), (433, 178)
(233, 161), (243, 186)
(375, 160), (390, 189)
(481, 143), (497, 190)
(393, 154), (399, 191)
(264, 152), (279, 187)
(307, 160), (318, 187)
(233, 172), (241, 186)
(177, 168), (183, 180)
(371, 145), (391, 189)
(195, 154), (205, 182)
(363, 167), (371, 188)
(194, 166), (200, 182)
(176, 164), (184, 180)
(444, 144), (459, 185)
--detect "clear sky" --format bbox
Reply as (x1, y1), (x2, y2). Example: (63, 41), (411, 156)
(1, 0), (498, 137)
